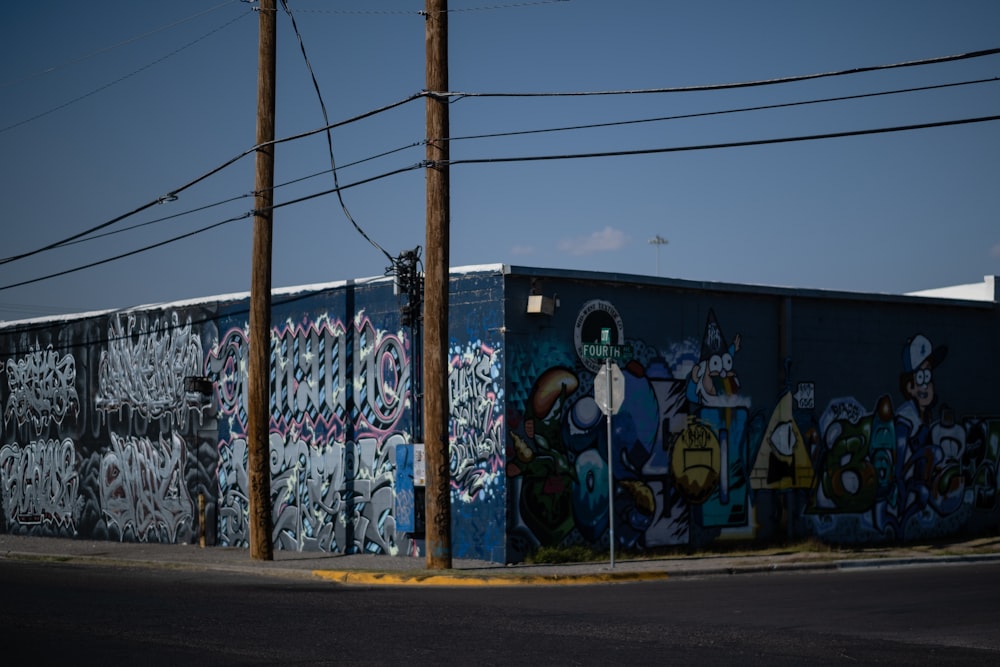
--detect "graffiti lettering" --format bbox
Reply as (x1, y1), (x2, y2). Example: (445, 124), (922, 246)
(449, 342), (503, 501)
(218, 432), (401, 554)
(208, 317), (408, 436)
(96, 312), (203, 423)
(4, 345), (79, 436)
(0, 439), (78, 529)
(217, 436), (250, 547)
(100, 431), (194, 543)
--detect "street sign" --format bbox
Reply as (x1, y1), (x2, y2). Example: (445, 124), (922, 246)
(594, 362), (625, 415)
(580, 342), (633, 360)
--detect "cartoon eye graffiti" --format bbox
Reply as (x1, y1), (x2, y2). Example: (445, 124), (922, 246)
(914, 368), (932, 385)
(709, 355), (723, 374)
(722, 353), (733, 373)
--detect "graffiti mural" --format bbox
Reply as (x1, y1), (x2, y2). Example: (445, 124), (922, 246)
(509, 299), (1000, 559)
(208, 314), (411, 554)
(507, 301), (733, 559)
(0, 309), (214, 544)
(96, 312), (204, 423)
(449, 340), (504, 503)
(100, 432), (194, 542)
(0, 439), (79, 530)
(4, 344), (79, 436)
(1, 342), (83, 535)
(1, 267), (995, 563)
(805, 334), (1000, 542)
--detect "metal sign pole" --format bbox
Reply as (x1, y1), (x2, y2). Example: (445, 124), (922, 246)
(605, 356), (615, 569)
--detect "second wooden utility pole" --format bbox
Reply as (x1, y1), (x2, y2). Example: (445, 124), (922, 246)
(423, 0), (452, 570)
(248, 0), (276, 561)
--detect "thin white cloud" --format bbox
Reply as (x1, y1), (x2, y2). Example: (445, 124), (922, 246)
(990, 243), (1000, 258)
(510, 244), (536, 256)
(557, 226), (628, 256)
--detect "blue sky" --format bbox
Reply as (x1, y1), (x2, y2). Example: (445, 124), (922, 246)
(1, 0), (998, 321)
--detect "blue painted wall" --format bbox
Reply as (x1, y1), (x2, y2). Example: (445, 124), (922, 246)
(0, 271), (508, 562)
(2, 266), (997, 563)
(502, 271), (1000, 560)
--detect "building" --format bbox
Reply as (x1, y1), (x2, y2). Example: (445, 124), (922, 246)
(1, 266), (997, 563)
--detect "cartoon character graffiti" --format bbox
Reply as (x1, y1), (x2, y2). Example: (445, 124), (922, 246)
(895, 333), (965, 519)
(678, 309), (750, 527)
(686, 309), (742, 406)
(897, 334), (947, 437)
(507, 367), (579, 545)
(808, 333), (981, 541)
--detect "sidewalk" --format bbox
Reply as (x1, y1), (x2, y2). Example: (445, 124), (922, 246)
(2, 533), (999, 587)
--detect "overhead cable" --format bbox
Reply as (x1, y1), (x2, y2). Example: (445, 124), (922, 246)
(55, 195), (252, 248)
(0, 93), (425, 266)
(443, 114), (1000, 167)
(0, 9), (254, 135)
(445, 76), (1000, 142)
(0, 1), (241, 90)
(286, 0), (570, 15)
(0, 212), (251, 292)
(280, 0), (393, 262)
(438, 47), (1000, 99)
(0, 163), (424, 293)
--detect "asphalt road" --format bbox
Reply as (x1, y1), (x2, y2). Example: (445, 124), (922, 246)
(2, 559), (998, 666)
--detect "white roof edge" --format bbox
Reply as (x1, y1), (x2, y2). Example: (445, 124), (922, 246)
(905, 275), (998, 302)
(0, 266), (508, 330)
(5, 268), (990, 330)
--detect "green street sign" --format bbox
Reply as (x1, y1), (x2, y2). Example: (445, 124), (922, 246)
(580, 342), (633, 360)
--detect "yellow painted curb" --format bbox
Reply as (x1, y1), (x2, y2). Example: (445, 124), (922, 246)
(312, 569), (670, 586)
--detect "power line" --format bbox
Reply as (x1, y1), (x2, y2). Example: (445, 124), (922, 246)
(18, 135), (424, 255)
(54, 194), (252, 248)
(279, 0), (393, 263)
(3, 108), (993, 292)
(4, 47), (995, 294)
(444, 76), (1000, 143)
(0, 213), (252, 293)
(282, 0), (571, 15)
(0, 8), (254, 135)
(6, 46), (985, 265)
(439, 47), (1000, 98)
(444, 114), (1000, 167)
(0, 1), (241, 90)
(0, 162), (424, 294)
(0, 94), (425, 267)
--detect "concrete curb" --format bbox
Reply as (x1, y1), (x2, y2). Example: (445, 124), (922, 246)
(311, 568), (672, 587)
(5, 540), (1000, 587)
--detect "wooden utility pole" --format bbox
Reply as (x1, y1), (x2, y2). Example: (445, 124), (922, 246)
(248, 0), (276, 561)
(424, 0), (451, 570)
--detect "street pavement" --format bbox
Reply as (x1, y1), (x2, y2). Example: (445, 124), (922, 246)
(2, 533), (999, 587)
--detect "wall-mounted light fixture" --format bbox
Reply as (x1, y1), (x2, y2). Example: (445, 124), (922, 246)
(526, 294), (557, 316)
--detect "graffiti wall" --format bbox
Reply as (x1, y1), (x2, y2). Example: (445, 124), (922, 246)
(448, 273), (506, 561)
(0, 272), (507, 561)
(3, 266), (995, 563)
(204, 276), (506, 561)
(504, 275), (1000, 560)
(1, 309), (219, 543)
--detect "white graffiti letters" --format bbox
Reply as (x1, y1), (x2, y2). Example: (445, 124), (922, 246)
(4, 345), (79, 436)
(449, 342), (503, 500)
(96, 313), (203, 422)
(100, 432), (194, 542)
(0, 439), (78, 529)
